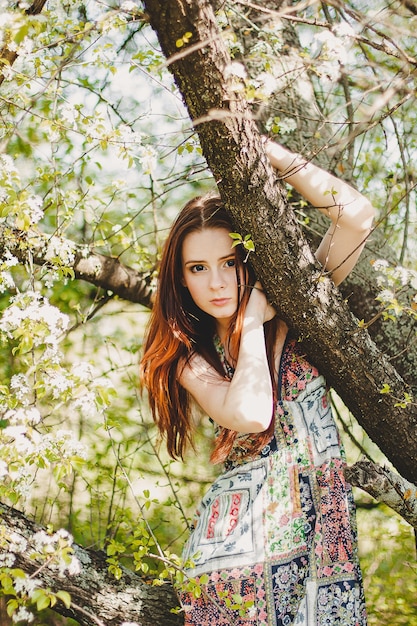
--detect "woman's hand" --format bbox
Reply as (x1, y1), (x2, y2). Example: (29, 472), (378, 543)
(246, 281), (276, 324)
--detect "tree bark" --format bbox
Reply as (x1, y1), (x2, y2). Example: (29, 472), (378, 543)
(142, 0), (417, 485)
(0, 503), (183, 626)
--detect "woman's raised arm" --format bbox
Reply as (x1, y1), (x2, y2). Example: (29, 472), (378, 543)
(264, 139), (376, 285)
(180, 286), (275, 434)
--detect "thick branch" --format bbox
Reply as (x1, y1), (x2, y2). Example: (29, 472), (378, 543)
(143, 0), (417, 484)
(345, 460), (417, 530)
(0, 503), (183, 626)
(1, 227), (154, 308)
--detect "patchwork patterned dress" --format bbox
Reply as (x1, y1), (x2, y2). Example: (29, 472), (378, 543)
(180, 336), (367, 626)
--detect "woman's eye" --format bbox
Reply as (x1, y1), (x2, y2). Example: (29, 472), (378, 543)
(225, 259), (235, 268)
(191, 264), (205, 273)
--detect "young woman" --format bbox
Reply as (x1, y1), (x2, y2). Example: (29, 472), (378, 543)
(140, 138), (375, 625)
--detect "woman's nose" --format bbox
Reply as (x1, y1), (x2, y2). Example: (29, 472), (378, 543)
(209, 269), (225, 289)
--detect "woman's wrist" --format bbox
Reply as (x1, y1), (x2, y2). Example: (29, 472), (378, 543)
(263, 138), (306, 175)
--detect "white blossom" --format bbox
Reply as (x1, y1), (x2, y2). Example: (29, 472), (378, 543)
(31, 528), (81, 576)
(224, 61), (247, 80)
(0, 153), (18, 180)
(377, 289), (395, 302)
(12, 465), (33, 498)
(7, 532), (28, 554)
(65, 553), (81, 576)
(16, 35), (33, 56)
(2, 425), (35, 455)
(10, 374), (31, 401)
(278, 117), (297, 135)
(45, 236), (76, 265)
(12, 607), (34, 623)
(47, 370), (74, 399)
(24, 194), (44, 225)
(0, 292), (69, 347)
(410, 270), (417, 290)
(373, 259), (389, 271)
(0, 64), (13, 81)
(2, 249), (18, 267)
(13, 575), (40, 596)
(120, 1), (138, 12)
(312, 30), (350, 65)
(0, 552), (15, 567)
(0, 271), (15, 292)
(137, 145), (157, 176)
(72, 361), (95, 380)
(117, 124), (143, 146)
(43, 269), (60, 288)
(253, 71), (278, 97)
(310, 30), (352, 84)
(0, 459), (8, 478)
(73, 390), (99, 418)
(393, 265), (412, 286)
(59, 102), (79, 128)
(333, 22), (356, 39)
(55, 430), (88, 459)
(32, 528), (63, 552)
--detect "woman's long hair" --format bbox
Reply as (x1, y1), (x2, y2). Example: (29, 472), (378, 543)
(140, 194), (278, 464)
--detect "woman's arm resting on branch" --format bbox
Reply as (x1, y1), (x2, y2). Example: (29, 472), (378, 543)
(264, 139), (376, 286)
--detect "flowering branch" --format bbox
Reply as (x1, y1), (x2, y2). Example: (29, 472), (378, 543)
(0, 502), (183, 626)
(0, 225), (154, 308)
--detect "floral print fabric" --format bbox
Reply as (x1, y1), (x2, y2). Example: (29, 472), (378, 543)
(180, 337), (367, 625)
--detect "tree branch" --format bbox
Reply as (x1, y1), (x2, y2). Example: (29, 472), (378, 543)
(1, 226), (154, 308)
(345, 460), (417, 530)
(0, 503), (183, 626)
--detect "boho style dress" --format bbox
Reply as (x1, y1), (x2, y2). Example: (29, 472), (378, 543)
(180, 335), (367, 626)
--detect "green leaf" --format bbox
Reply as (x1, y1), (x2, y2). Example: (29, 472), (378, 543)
(32, 589), (51, 611)
(56, 590), (71, 609)
(6, 599), (18, 617)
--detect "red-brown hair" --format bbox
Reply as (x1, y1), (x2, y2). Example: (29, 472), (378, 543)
(140, 194), (278, 464)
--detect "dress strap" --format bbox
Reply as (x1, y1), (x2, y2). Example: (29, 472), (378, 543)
(277, 335), (320, 402)
(277, 334), (291, 401)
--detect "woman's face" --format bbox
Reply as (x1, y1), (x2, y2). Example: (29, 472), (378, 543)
(181, 227), (238, 332)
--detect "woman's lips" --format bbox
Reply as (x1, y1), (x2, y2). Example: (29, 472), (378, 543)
(210, 298), (231, 306)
